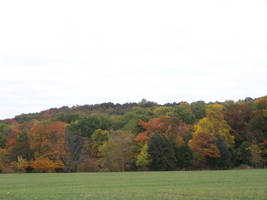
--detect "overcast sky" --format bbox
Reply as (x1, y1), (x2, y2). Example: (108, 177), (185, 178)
(0, 0), (267, 119)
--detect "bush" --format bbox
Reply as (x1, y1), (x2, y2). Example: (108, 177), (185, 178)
(0, 161), (3, 173)
(77, 159), (99, 172)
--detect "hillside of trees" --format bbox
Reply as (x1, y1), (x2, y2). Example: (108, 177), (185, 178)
(0, 96), (266, 173)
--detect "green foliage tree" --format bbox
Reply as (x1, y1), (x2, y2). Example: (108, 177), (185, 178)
(236, 141), (251, 166)
(56, 113), (80, 123)
(173, 102), (196, 124)
(172, 142), (193, 169)
(148, 134), (176, 171)
(211, 135), (232, 169)
(249, 143), (262, 168)
(191, 101), (206, 120)
(67, 116), (102, 137)
(16, 129), (28, 142)
(249, 97), (267, 143)
(0, 123), (11, 148)
(118, 110), (150, 135)
(0, 134), (6, 149)
(7, 128), (32, 162)
(153, 106), (173, 117)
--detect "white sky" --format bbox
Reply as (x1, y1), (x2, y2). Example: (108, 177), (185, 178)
(0, 0), (267, 119)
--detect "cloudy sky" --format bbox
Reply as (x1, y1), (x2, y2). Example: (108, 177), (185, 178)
(0, 0), (267, 119)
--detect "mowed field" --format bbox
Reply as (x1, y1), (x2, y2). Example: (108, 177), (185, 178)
(0, 169), (266, 200)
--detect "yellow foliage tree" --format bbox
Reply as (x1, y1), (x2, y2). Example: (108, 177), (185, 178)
(194, 104), (234, 146)
(99, 130), (135, 172)
(136, 144), (151, 168)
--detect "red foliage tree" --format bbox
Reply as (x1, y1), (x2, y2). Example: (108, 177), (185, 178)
(136, 116), (190, 145)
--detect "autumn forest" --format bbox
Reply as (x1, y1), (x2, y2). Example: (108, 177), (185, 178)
(0, 96), (266, 173)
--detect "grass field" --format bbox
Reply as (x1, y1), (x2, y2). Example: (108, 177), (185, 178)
(0, 169), (266, 200)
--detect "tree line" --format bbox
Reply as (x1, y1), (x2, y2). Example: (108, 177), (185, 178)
(0, 96), (266, 173)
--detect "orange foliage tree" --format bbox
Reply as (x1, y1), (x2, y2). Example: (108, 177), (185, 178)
(189, 132), (220, 166)
(31, 157), (57, 172)
(29, 122), (69, 172)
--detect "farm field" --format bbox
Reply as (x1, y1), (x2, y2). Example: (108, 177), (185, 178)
(0, 169), (266, 200)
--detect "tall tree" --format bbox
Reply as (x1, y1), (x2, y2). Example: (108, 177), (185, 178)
(29, 122), (69, 172)
(100, 130), (135, 171)
(189, 132), (220, 167)
(194, 104), (234, 147)
(191, 101), (206, 121)
(0, 123), (11, 148)
(136, 116), (182, 145)
(173, 102), (196, 124)
(249, 97), (267, 143)
(148, 134), (176, 171)
(172, 142), (193, 169)
(136, 144), (151, 169)
(223, 103), (252, 145)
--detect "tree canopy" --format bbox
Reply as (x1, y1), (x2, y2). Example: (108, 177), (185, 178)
(0, 96), (266, 172)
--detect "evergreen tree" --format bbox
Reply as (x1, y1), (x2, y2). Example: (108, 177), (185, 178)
(148, 134), (176, 171)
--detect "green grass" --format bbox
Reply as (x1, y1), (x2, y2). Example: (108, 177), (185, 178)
(0, 169), (266, 200)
